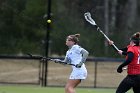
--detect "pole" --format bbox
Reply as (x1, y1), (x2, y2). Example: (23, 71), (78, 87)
(43, 0), (52, 86)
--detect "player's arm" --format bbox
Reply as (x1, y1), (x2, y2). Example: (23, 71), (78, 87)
(108, 40), (127, 55)
(117, 52), (134, 73)
(76, 48), (89, 68)
(81, 48), (89, 63)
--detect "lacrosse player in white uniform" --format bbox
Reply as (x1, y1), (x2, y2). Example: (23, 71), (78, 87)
(54, 34), (89, 93)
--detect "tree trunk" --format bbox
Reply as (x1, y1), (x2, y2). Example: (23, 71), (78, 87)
(104, 0), (109, 55)
(121, 0), (137, 44)
(110, 0), (117, 32)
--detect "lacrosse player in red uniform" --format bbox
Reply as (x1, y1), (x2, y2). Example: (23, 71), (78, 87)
(109, 32), (140, 93)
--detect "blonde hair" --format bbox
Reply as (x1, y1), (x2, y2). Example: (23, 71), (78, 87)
(67, 34), (80, 44)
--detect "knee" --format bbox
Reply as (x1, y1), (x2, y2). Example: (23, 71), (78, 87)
(65, 85), (73, 93)
(65, 85), (70, 91)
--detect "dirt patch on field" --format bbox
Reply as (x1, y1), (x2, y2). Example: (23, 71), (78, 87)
(47, 61), (127, 87)
(0, 59), (127, 87)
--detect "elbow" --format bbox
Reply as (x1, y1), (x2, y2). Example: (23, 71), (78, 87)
(87, 51), (89, 56)
(85, 51), (89, 58)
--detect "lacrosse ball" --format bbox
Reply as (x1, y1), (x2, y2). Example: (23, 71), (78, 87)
(47, 19), (51, 23)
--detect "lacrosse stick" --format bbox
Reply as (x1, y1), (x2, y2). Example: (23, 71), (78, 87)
(49, 59), (76, 67)
(84, 12), (119, 52)
(27, 53), (76, 67)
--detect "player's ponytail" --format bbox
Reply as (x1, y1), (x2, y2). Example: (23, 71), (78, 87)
(74, 34), (80, 38)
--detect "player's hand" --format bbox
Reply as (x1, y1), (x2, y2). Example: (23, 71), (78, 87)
(117, 66), (123, 73)
(76, 62), (83, 68)
(118, 50), (123, 55)
(108, 40), (114, 45)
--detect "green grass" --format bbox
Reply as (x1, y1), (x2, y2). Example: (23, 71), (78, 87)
(0, 86), (133, 93)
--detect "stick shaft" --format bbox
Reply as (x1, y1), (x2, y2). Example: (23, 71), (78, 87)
(50, 59), (76, 66)
(27, 54), (76, 66)
(97, 27), (119, 52)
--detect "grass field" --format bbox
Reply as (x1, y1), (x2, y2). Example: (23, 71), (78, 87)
(0, 86), (133, 93)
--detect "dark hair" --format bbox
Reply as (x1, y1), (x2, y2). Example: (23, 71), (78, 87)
(67, 34), (80, 44)
(130, 32), (140, 46)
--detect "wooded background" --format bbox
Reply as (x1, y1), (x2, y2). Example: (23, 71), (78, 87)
(0, 0), (139, 57)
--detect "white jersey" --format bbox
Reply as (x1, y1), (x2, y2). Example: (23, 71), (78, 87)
(65, 45), (87, 79)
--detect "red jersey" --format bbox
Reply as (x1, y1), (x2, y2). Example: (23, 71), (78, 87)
(127, 45), (140, 75)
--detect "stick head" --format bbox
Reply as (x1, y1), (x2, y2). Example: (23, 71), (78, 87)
(84, 12), (96, 26)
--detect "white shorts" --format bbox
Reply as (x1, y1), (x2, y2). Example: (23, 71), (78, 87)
(69, 66), (87, 79)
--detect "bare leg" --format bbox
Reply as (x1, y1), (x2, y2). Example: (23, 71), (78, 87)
(65, 79), (81, 93)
